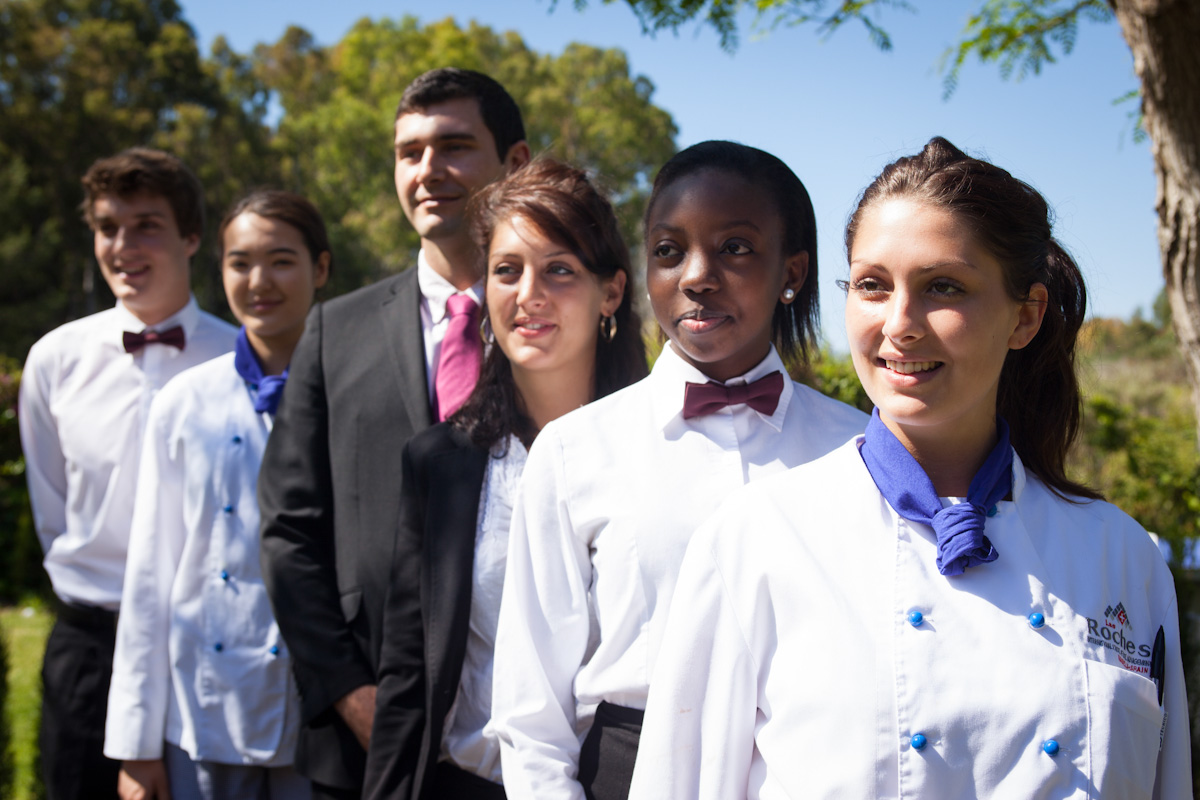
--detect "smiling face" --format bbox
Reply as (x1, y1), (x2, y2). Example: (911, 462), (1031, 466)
(92, 192), (198, 326)
(394, 97), (516, 244)
(486, 215), (624, 387)
(846, 198), (1045, 446)
(221, 212), (329, 358)
(645, 168), (807, 382)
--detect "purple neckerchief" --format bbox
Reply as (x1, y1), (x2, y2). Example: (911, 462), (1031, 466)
(233, 327), (287, 416)
(858, 408), (1011, 576)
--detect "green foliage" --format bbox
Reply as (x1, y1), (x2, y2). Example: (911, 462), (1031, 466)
(261, 15), (677, 293)
(0, 358), (47, 605)
(0, 622), (11, 799)
(940, 0), (1114, 98)
(1, 605), (50, 800)
(793, 348), (873, 413)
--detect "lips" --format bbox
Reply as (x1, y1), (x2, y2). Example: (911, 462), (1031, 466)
(677, 308), (730, 333)
(514, 317), (555, 337)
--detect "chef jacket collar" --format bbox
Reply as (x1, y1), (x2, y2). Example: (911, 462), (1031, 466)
(649, 343), (794, 433)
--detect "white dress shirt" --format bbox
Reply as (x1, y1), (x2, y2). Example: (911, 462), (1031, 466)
(629, 439), (1191, 800)
(104, 353), (300, 766)
(441, 435), (528, 783)
(18, 298), (236, 609)
(490, 345), (868, 799)
(417, 250), (484, 405)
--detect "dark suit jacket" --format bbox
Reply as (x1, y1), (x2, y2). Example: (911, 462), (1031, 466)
(259, 267), (433, 790)
(362, 423), (490, 800)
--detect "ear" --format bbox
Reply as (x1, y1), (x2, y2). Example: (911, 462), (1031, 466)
(183, 233), (201, 259)
(600, 269), (627, 318)
(780, 250), (809, 304)
(504, 140), (532, 172)
(1008, 282), (1048, 350)
(313, 251), (331, 290)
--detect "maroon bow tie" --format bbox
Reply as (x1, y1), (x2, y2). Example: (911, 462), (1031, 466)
(123, 325), (186, 353)
(682, 370), (785, 420)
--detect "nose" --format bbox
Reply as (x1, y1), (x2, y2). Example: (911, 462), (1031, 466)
(248, 264), (271, 292)
(677, 248), (718, 294)
(415, 147), (442, 184)
(880, 287), (923, 343)
(515, 269), (545, 309)
(111, 225), (135, 255)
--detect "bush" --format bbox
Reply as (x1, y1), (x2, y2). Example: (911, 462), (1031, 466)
(0, 357), (51, 604)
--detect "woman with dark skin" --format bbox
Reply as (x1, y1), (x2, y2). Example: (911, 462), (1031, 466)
(491, 141), (868, 800)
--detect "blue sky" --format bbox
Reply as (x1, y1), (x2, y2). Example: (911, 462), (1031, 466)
(180, 0), (1156, 352)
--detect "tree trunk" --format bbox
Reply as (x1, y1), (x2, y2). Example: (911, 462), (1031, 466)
(1112, 0), (1200, 447)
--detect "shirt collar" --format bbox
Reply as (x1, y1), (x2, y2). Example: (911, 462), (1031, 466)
(649, 344), (794, 432)
(417, 249), (484, 323)
(112, 295), (201, 346)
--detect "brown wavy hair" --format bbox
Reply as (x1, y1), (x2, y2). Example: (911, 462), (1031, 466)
(845, 136), (1100, 500)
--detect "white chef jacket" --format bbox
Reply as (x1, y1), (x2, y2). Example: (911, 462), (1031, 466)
(628, 439), (1191, 800)
(104, 353), (299, 766)
(18, 298), (236, 609)
(490, 345), (868, 799)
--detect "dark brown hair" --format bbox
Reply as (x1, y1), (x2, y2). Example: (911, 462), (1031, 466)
(81, 147), (205, 239)
(395, 68), (526, 161)
(845, 136), (1100, 500)
(216, 189), (332, 275)
(453, 158), (648, 449)
(644, 140), (821, 365)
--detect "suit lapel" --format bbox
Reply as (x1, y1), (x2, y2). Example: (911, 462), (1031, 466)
(382, 268), (434, 430)
(423, 435), (489, 709)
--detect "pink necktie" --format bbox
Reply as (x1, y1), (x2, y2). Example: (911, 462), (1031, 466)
(434, 294), (482, 421)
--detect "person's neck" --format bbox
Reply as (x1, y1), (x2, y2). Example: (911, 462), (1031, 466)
(884, 413), (999, 498)
(246, 327), (301, 376)
(423, 235), (481, 291)
(512, 362), (595, 442)
(127, 295), (190, 328)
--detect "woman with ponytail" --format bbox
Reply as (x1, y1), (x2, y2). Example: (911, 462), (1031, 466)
(628, 137), (1191, 799)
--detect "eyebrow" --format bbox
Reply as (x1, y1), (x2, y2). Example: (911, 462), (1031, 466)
(649, 219), (763, 235)
(490, 249), (573, 262)
(225, 246), (301, 257)
(95, 210), (167, 224)
(395, 131), (480, 149)
(850, 258), (978, 271)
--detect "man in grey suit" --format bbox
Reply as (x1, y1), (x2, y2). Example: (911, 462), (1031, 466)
(259, 68), (530, 800)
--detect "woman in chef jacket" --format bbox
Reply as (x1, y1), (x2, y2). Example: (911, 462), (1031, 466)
(627, 136), (1191, 799)
(105, 190), (330, 800)
(490, 141), (868, 800)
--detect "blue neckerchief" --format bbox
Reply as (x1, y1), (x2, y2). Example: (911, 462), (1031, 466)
(859, 408), (1012, 576)
(233, 327), (287, 416)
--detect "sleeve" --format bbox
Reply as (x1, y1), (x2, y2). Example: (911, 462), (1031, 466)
(17, 341), (68, 554)
(258, 304), (375, 724)
(1153, 590), (1193, 798)
(490, 431), (594, 800)
(627, 523), (759, 800)
(362, 443), (427, 800)
(103, 393), (187, 760)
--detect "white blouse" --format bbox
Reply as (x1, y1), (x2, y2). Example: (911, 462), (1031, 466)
(18, 298), (235, 609)
(441, 435), (528, 783)
(629, 439), (1191, 800)
(490, 345), (868, 799)
(104, 353), (299, 766)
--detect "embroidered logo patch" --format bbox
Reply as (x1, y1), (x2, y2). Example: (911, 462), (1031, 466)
(1088, 599), (1151, 674)
(1105, 601), (1132, 633)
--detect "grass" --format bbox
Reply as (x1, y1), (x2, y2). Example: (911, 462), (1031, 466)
(0, 602), (50, 800)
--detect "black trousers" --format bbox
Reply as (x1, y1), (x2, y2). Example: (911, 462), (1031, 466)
(432, 762), (507, 800)
(577, 702), (644, 800)
(40, 601), (120, 800)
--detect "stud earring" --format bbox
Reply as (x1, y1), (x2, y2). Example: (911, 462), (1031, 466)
(782, 288), (796, 302)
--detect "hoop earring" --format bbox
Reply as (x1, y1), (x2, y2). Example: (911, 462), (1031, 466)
(600, 315), (617, 343)
(782, 288), (796, 302)
(479, 314), (495, 344)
